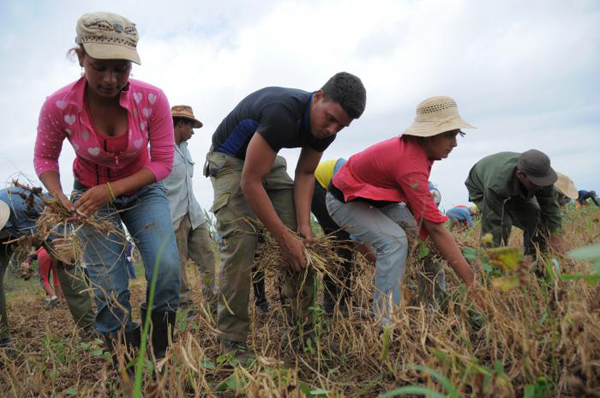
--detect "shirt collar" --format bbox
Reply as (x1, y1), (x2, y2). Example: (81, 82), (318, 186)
(301, 93), (314, 134)
(510, 169), (534, 199)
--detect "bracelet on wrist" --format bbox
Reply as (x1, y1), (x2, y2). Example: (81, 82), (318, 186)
(106, 182), (117, 201)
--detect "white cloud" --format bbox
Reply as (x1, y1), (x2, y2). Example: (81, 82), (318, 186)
(0, 0), (598, 213)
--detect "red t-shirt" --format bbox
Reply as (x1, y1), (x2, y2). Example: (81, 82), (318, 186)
(331, 136), (448, 237)
(36, 247), (60, 288)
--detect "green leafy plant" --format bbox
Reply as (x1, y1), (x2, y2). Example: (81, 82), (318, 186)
(562, 243), (600, 285)
(378, 365), (459, 398)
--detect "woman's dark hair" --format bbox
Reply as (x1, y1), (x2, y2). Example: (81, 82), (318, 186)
(67, 45), (85, 60)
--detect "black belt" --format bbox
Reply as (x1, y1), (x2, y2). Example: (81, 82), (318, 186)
(328, 180), (396, 209)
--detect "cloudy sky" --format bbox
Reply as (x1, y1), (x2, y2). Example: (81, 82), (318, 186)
(1, 0), (598, 214)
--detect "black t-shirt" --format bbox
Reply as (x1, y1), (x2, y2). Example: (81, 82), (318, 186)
(211, 87), (335, 159)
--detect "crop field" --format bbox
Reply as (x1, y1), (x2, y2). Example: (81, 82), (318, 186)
(1, 206), (599, 397)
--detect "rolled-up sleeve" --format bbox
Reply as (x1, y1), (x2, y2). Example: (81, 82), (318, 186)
(34, 97), (67, 178)
(537, 186), (562, 233)
(144, 89), (174, 181)
(397, 171), (448, 238)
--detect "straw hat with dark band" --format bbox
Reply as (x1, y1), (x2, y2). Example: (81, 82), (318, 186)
(555, 172), (578, 199)
(402, 96), (476, 137)
(171, 105), (203, 128)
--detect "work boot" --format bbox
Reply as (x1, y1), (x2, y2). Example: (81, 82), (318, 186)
(140, 303), (177, 361)
(102, 323), (141, 378)
(220, 339), (255, 365)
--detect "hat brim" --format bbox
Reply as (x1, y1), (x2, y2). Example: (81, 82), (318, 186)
(173, 114), (203, 128)
(555, 173), (579, 199)
(83, 42), (141, 65)
(527, 168), (558, 187)
(0, 201), (10, 231)
(401, 117), (476, 137)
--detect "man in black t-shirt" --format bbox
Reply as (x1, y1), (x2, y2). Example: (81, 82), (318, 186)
(205, 72), (366, 360)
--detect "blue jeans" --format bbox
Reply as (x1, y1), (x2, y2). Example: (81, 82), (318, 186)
(326, 193), (417, 326)
(73, 182), (180, 334)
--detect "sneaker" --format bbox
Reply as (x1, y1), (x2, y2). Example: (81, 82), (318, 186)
(44, 296), (59, 310)
(79, 326), (101, 342)
(220, 339), (255, 365)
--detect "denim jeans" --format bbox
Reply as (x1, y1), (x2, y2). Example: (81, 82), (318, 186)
(73, 182), (180, 334)
(326, 193), (417, 325)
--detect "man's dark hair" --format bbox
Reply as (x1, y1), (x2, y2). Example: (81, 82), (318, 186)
(321, 72), (366, 119)
(173, 117), (193, 127)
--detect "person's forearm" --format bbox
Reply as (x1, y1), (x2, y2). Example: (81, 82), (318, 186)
(427, 223), (475, 287)
(241, 177), (289, 241)
(109, 168), (156, 197)
(293, 172), (315, 232)
(39, 171), (64, 196)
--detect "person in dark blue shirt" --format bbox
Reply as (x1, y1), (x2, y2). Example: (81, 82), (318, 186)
(205, 72), (366, 359)
(577, 190), (600, 207)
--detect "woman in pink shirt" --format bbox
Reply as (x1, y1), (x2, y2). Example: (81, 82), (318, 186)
(326, 96), (481, 325)
(34, 12), (179, 363)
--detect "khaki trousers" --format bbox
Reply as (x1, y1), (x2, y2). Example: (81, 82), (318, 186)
(175, 215), (217, 308)
(207, 151), (314, 343)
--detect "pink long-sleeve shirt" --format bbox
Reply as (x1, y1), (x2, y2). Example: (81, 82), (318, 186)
(34, 77), (174, 188)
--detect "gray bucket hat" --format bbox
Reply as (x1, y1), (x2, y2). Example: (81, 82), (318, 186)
(517, 149), (557, 187)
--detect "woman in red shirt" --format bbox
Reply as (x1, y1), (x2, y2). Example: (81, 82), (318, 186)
(326, 96), (480, 325)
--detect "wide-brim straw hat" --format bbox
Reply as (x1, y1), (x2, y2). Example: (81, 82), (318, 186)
(76, 12), (141, 65)
(0, 200), (9, 230)
(555, 172), (578, 199)
(402, 96), (475, 137)
(171, 105), (203, 128)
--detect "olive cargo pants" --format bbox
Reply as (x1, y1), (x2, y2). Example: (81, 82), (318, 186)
(207, 151), (314, 343)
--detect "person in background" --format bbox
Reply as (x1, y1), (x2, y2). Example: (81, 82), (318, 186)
(429, 182), (442, 207)
(22, 246), (63, 309)
(554, 172), (578, 208)
(465, 149), (563, 257)
(312, 158), (376, 315)
(206, 72), (366, 360)
(446, 206), (477, 230)
(327, 96), (481, 325)
(124, 241), (136, 279)
(162, 105), (218, 318)
(33, 12), (180, 369)
(1, 186), (96, 352)
(577, 190), (600, 207)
